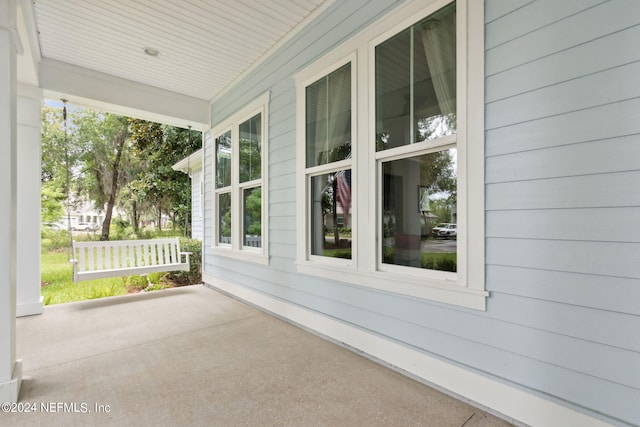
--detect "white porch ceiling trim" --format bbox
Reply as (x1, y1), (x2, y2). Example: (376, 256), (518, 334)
(18, 0), (40, 62)
(40, 58), (210, 130)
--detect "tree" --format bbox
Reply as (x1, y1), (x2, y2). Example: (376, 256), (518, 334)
(41, 102), (201, 240)
(420, 150), (456, 198)
(41, 104), (85, 224)
(127, 120), (201, 233)
(73, 109), (130, 240)
(41, 105), (68, 187)
(41, 182), (65, 223)
(121, 120), (162, 231)
(244, 187), (261, 235)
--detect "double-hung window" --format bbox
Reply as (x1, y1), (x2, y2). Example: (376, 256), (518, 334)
(300, 58), (355, 265)
(375, 2), (458, 276)
(212, 93), (269, 263)
(296, 0), (486, 309)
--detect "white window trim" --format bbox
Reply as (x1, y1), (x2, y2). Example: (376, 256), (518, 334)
(211, 92), (270, 265)
(296, 53), (358, 270)
(295, 0), (485, 310)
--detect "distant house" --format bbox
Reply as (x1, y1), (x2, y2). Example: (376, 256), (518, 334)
(173, 149), (203, 240)
(52, 201), (105, 229)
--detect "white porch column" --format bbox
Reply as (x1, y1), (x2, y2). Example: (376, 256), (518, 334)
(16, 84), (43, 317)
(0, 0), (22, 404)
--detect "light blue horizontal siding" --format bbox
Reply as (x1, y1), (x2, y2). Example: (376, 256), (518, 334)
(270, 158), (296, 177)
(486, 60), (640, 129)
(269, 188), (296, 204)
(487, 265), (640, 316)
(270, 118), (296, 145)
(484, 0), (640, 425)
(485, 97), (640, 156)
(268, 229), (297, 246)
(485, 0), (606, 49)
(269, 150), (296, 174)
(485, 0), (640, 76)
(486, 135), (640, 183)
(484, 0), (534, 23)
(486, 207), (640, 243)
(269, 215), (296, 229)
(487, 238), (640, 280)
(203, 0), (640, 425)
(486, 24), (640, 103)
(487, 171), (640, 210)
(268, 242), (296, 260)
(269, 201), (296, 219)
(269, 174), (295, 191)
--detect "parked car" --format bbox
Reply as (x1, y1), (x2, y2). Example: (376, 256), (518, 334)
(432, 223), (457, 239)
(71, 222), (99, 231)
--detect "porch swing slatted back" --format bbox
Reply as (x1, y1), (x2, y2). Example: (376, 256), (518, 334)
(71, 238), (191, 283)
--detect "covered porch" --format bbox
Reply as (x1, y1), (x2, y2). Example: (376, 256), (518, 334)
(5, 285), (509, 426)
(1, 0), (319, 404)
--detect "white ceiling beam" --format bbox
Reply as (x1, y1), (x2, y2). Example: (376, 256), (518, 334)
(16, 1), (39, 86)
(40, 58), (210, 130)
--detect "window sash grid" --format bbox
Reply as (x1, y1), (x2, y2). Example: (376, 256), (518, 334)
(238, 178), (261, 190)
(305, 159), (352, 177)
(375, 134), (457, 162)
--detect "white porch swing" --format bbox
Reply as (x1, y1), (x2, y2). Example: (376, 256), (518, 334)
(59, 101), (191, 283)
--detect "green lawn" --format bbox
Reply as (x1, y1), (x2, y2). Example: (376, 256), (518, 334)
(41, 251), (129, 305)
(40, 228), (201, 305)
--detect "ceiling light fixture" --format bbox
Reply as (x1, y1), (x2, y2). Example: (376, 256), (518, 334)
(143, 47), (159, 57)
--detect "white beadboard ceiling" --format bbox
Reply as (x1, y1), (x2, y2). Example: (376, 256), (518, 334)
(31, 0), (330, 101)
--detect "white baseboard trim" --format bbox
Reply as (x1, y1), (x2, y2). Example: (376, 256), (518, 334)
(203, 273), (614, 427)
(16, 297), (43, 317)
(0, 360), (22, 404)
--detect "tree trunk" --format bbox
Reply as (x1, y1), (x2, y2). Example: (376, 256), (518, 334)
(332, 179), (340, 248)
(100, 131), (127, 241)
(132, 200), (139, 232)
(157, 207), (162, 231)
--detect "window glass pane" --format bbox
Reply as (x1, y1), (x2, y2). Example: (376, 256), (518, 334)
(243, 186), (262, 248)
(306, 63), (351, 167)
(216, 131), (231, 188)
(218, 192), (231, 244)
(310, 170), (352, 259)
(376, 2), (456, 151)
(381, 149), (457, 271)
(239, 114), (261, 183)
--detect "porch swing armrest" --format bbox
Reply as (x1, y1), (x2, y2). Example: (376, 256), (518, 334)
(69, 258), (79, 283)
(180, 251), (192, 265)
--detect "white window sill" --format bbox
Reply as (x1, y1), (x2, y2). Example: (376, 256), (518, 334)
(296, 261), (487, 310)
(210, 246), (269, 265)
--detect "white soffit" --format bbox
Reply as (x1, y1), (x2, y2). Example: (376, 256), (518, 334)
(31, 0), (331, 101)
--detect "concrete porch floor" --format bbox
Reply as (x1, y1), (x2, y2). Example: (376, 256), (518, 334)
(7, 285), (513, 426)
